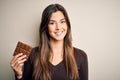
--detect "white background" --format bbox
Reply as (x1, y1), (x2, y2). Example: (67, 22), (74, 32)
(0, 0), (120, 80)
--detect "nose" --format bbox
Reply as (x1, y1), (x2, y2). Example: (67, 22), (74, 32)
(56, 23), (61, 30)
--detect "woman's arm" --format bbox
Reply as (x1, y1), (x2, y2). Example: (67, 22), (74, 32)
(79, 52), (88, 80)
(11, 47), (36, 80)
(10, 53), (27, 80)
(21, 47), (37, 80)
(21, 55), (33, 80)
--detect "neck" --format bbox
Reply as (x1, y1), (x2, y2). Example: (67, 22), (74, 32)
(49, 40), (64, 65)
(50, 40), (64, 54)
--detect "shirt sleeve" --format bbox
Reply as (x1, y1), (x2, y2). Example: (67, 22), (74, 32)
(15, 56), (33, 80)
(15, 74), (22, 80)
(22, 55), (33, 80)
(79, 51), (88, 80)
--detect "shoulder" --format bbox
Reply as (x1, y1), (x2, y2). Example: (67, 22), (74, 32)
(28, 46), (39, 63)
(30, 46), (39, 56)
(73, 47), (88, 67)
(31, 47), (39, 54)
(74, 47), (87, 58)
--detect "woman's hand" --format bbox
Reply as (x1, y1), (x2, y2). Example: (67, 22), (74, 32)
(10, 53), (27, 79)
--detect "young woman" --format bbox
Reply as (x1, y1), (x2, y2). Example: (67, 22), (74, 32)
(10, 3), (88, 80)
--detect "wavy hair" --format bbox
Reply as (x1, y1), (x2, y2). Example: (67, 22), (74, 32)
(33, 3), (79, 80)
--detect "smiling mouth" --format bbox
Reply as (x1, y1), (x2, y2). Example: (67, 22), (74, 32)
(55, 31), (63, 35)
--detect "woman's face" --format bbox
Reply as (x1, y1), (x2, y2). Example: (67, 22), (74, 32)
(48, 11), (67, 41)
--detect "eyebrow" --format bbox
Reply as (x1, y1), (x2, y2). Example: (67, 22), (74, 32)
(49, 18), (66, 22)
(60, 18), (66, 21)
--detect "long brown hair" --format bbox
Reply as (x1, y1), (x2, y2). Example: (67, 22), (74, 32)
(33, 3), (79, 80)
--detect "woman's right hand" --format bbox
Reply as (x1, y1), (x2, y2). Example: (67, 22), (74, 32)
(10, 53), (27, 79)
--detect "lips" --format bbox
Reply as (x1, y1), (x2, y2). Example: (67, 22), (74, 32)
(55, 31), (63, 35)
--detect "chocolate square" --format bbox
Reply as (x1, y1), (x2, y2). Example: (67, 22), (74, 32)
(13, 41), (32, 59)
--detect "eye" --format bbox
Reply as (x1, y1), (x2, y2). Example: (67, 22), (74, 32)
(61, 20), (66, 24)
(49, 22), (54, 25)
(49, 21), (55, 25)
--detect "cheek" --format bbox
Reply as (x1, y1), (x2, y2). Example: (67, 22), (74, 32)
(64, 25), (68, 31)
(48, 26), (54, 34)
(65, 26), (68, 35)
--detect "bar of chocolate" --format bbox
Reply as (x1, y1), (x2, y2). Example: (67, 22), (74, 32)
(13, 41), (32, 59)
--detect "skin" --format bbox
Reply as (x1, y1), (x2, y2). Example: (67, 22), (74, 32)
(10, 53), (26, 79)
(48, 11), (67, 42)
(48, 11), (68, 65)
(10, 11), (68, 78)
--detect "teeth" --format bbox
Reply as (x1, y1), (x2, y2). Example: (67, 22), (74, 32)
(55, 31), (62, 35)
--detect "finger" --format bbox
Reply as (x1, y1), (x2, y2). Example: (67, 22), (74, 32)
(13, 63), (24, 76)
(12, 59), (25, 72)
(13, 55), (27, 68)
(14, 63), (24, 74)
(15, 58), (27, 66)
(13, 53), (24, 60)
(11, 53), (23, 64)
(17, 54), (27, 61)
(12, 54), (26, 65)
(11, 54), (26, 69)
(16, 63), (24, 69)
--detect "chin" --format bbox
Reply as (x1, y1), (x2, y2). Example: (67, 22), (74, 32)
(56, 39), (64, 41)
(50, 37), (64, 41)
(55, 37), (64, 41)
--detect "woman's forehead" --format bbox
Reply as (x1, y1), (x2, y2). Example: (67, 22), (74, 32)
(50, 11), (65, 21)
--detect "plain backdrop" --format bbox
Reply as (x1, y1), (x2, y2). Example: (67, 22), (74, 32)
(0, 0), (120, 80)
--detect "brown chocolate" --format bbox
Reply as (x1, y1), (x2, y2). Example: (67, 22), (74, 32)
(13, 41), (32, 59)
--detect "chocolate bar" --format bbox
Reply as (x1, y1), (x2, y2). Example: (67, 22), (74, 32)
(13, 41), (32, 59)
